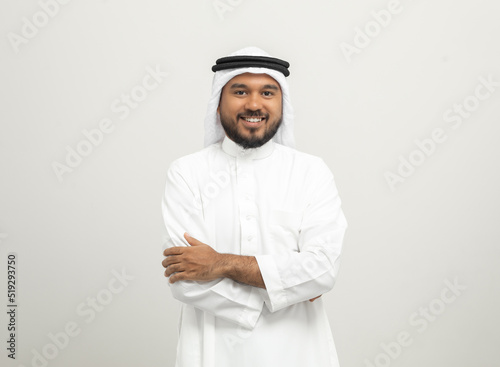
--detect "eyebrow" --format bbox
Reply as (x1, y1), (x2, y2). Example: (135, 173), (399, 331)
(229, 83), (280, 91)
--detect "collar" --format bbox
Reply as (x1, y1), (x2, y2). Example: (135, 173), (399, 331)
(221, 135), (275, 159)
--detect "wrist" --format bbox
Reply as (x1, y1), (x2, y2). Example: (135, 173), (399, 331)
(214, 253), (232, 279)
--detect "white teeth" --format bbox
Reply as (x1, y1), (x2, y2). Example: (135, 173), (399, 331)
(243, 118), (263, 123)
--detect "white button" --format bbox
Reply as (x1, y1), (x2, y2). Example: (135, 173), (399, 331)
(247, 235), (253, 241)
(246, 215), (252, 220)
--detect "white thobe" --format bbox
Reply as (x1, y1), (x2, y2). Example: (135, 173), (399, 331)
(162, 135), (348, 367)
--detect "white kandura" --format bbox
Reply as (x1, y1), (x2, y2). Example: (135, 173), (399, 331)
(162, 135), (348, 367)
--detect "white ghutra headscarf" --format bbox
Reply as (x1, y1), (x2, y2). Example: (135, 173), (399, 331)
(203, 47), (296, 149)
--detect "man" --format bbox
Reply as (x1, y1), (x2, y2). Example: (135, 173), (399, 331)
(161, 46), (348, 367)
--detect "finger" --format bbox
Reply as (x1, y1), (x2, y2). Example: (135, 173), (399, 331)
(165, 264), (184, 277)
(162, 258), (171, 268)
(169, 271), (187, 284)
(162, 255), (182, 268)
(164, 247), (183, 256)
(184, 232), (201, 246)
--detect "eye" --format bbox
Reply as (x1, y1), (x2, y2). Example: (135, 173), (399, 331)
(262, 91), (274, 97)
(234, 90), (247, 95)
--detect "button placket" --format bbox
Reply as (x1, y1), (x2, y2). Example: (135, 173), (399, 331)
(237, 156), (258, 254)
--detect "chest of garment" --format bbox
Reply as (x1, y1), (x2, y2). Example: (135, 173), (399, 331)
(191, 153), (313, 256)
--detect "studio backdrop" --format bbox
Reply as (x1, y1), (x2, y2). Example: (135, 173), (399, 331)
(1, 1), (499, 366)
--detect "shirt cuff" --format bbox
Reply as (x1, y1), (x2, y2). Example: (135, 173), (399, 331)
(254, 254), (288, 312)
(210, 278), (264, 329)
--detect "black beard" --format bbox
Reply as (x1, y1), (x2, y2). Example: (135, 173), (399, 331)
(219, 111), (282, 149)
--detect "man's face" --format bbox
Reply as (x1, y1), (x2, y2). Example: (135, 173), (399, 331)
(218, 73), (283, 149)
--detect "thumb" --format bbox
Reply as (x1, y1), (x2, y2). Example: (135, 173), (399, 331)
(184, 232), (200, 245)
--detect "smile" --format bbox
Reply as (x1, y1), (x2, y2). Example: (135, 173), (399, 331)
(240, 116), (265, 128)
(242, 117), (264, 123)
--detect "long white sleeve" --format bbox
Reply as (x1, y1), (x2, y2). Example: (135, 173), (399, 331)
(162, 159), (264, 329)
(255, 159), (348, 312)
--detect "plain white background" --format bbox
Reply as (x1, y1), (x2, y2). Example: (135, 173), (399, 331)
(1, 0), (499, 366)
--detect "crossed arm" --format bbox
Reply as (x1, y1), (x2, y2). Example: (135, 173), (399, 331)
(162, 232), (321, 302)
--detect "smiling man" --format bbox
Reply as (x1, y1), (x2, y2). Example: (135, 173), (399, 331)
(161, 47), (348, 367)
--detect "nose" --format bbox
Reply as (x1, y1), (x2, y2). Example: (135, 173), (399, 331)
(245, 92), (263, 111)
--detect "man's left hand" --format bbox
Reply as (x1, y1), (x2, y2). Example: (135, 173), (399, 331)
(162, 233), (224, 284)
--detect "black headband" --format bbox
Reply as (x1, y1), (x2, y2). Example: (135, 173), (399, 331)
(212, 55), (290, 77)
